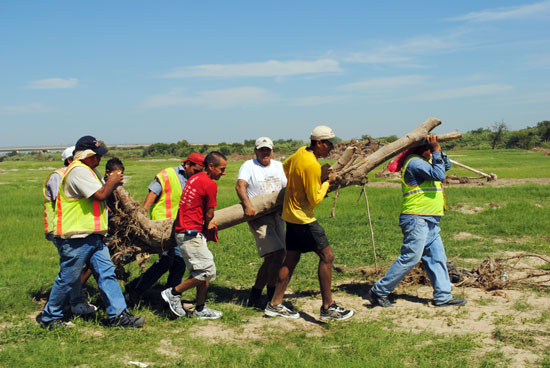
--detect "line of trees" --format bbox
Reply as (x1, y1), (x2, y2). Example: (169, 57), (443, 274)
(2, 120), (548, 162)
(442, 120), (550, 150)
(141, 138), (308, 158)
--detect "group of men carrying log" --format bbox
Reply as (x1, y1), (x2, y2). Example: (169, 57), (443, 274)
(39, 120), (465, 330)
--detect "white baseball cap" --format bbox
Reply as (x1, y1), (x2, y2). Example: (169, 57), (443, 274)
(255, 137), (273, 150)
(61, 146), (75, 161)
(310, 125), (338, 144)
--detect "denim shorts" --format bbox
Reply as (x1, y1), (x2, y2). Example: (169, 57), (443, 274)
(285, 221), (329, 253)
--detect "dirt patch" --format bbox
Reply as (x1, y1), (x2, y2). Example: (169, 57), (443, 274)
(493, 237), (530, 245)
(453, 232), (483, 240)
(530, 147), (550, 154)
(185, 282), (548, 367)
(137, 158), (181, 162)
(184, 252), (549, 366)
(29, 167), (57, 171)
(450, 203), (487, 215)
(368, 178), (550, 188)
(156, 339), (179, 358)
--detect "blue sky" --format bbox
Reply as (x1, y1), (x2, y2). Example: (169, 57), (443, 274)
(1, 1), (549, 147)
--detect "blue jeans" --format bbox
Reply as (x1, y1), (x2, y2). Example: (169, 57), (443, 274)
(51, 237), (87, 308)
(42, 234), (127, 322)
(127, 246), (186, 294)
(372, 215), (452, 304)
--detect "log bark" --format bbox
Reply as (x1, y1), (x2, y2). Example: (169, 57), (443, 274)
(110, 117), (462, 256)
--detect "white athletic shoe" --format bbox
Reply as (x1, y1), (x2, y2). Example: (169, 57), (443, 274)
(193, 306), (223, 320)
(161, 288), (186, 317)
(264, 303), (300, 319)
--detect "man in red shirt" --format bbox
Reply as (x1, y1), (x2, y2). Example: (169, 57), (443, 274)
(161, 151), (227, 319)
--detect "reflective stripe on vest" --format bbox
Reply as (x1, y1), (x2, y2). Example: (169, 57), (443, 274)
(400, 154), (445, 216)
(55, 161), (107, 237)
(149, 167), (183, 220)
(43, 167), (68, 234)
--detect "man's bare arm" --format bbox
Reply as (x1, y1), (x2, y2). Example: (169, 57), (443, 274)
(91, 171), (123, 202)
(142, 191), (159, 212)
(235, 179), (256, 217)
(204, 207), (216, 229)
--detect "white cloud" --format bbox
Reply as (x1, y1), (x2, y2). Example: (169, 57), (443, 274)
(449, 1), (550, 22)
(343, 36), (460, 66)
(524, 54), (550, 70)
(343, 52), (411, 64)
(143, 87), (275, 109)
(26, 78), (78, 90)
(162, 59), (342, 78)
(339, 75), (428, 91)
(0, 103), (52, 113)
(407, 84), (513, 102)
(290, 95), (349, 106)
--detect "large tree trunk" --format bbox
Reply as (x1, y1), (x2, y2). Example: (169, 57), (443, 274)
(109, 118), (461, 267)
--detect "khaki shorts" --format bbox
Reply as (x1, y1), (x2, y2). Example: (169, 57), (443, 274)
(248, 212), (286, 257)
(176, 232), (216, 281)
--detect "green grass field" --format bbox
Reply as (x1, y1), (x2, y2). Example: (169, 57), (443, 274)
(0, 149), (549, 367)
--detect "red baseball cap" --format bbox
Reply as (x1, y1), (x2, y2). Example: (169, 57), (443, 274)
(183, 152), (205, 167)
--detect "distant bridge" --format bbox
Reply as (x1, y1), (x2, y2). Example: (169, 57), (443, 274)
(0, 143), (216, 153)
(0, 144), (151, 153)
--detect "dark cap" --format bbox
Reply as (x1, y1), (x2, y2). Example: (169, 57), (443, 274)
(183, 152), (205, 167)
(75, 136), (108, 156)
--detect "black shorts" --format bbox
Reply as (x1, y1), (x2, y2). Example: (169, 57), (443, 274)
(285, 221), (329, 253)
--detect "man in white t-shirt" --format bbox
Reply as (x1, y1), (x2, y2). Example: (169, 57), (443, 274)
(236, 137), (287, 309)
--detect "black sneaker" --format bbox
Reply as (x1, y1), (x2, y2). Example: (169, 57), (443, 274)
(39, 318), (74, 330)
(247, 294), (266, 310)
(433, 297), (467, 307)
(320, 303), (355, 321)
(369, 288), (392, 308)
(125, 284), (141, 305)
(109, 310), (145, 328)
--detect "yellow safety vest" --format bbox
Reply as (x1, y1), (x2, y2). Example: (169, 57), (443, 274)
(400, 154), (445, 216)
(55, 161), (108, 238)
(149, 167), (183, 220)
(43, 167), (68, 235)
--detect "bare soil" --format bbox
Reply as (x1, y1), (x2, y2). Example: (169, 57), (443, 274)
(368, 177), (550, 188)
(181, 252), (549, 367)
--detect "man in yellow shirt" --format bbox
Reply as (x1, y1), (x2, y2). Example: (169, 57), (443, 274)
(265, 126), (355, 321)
